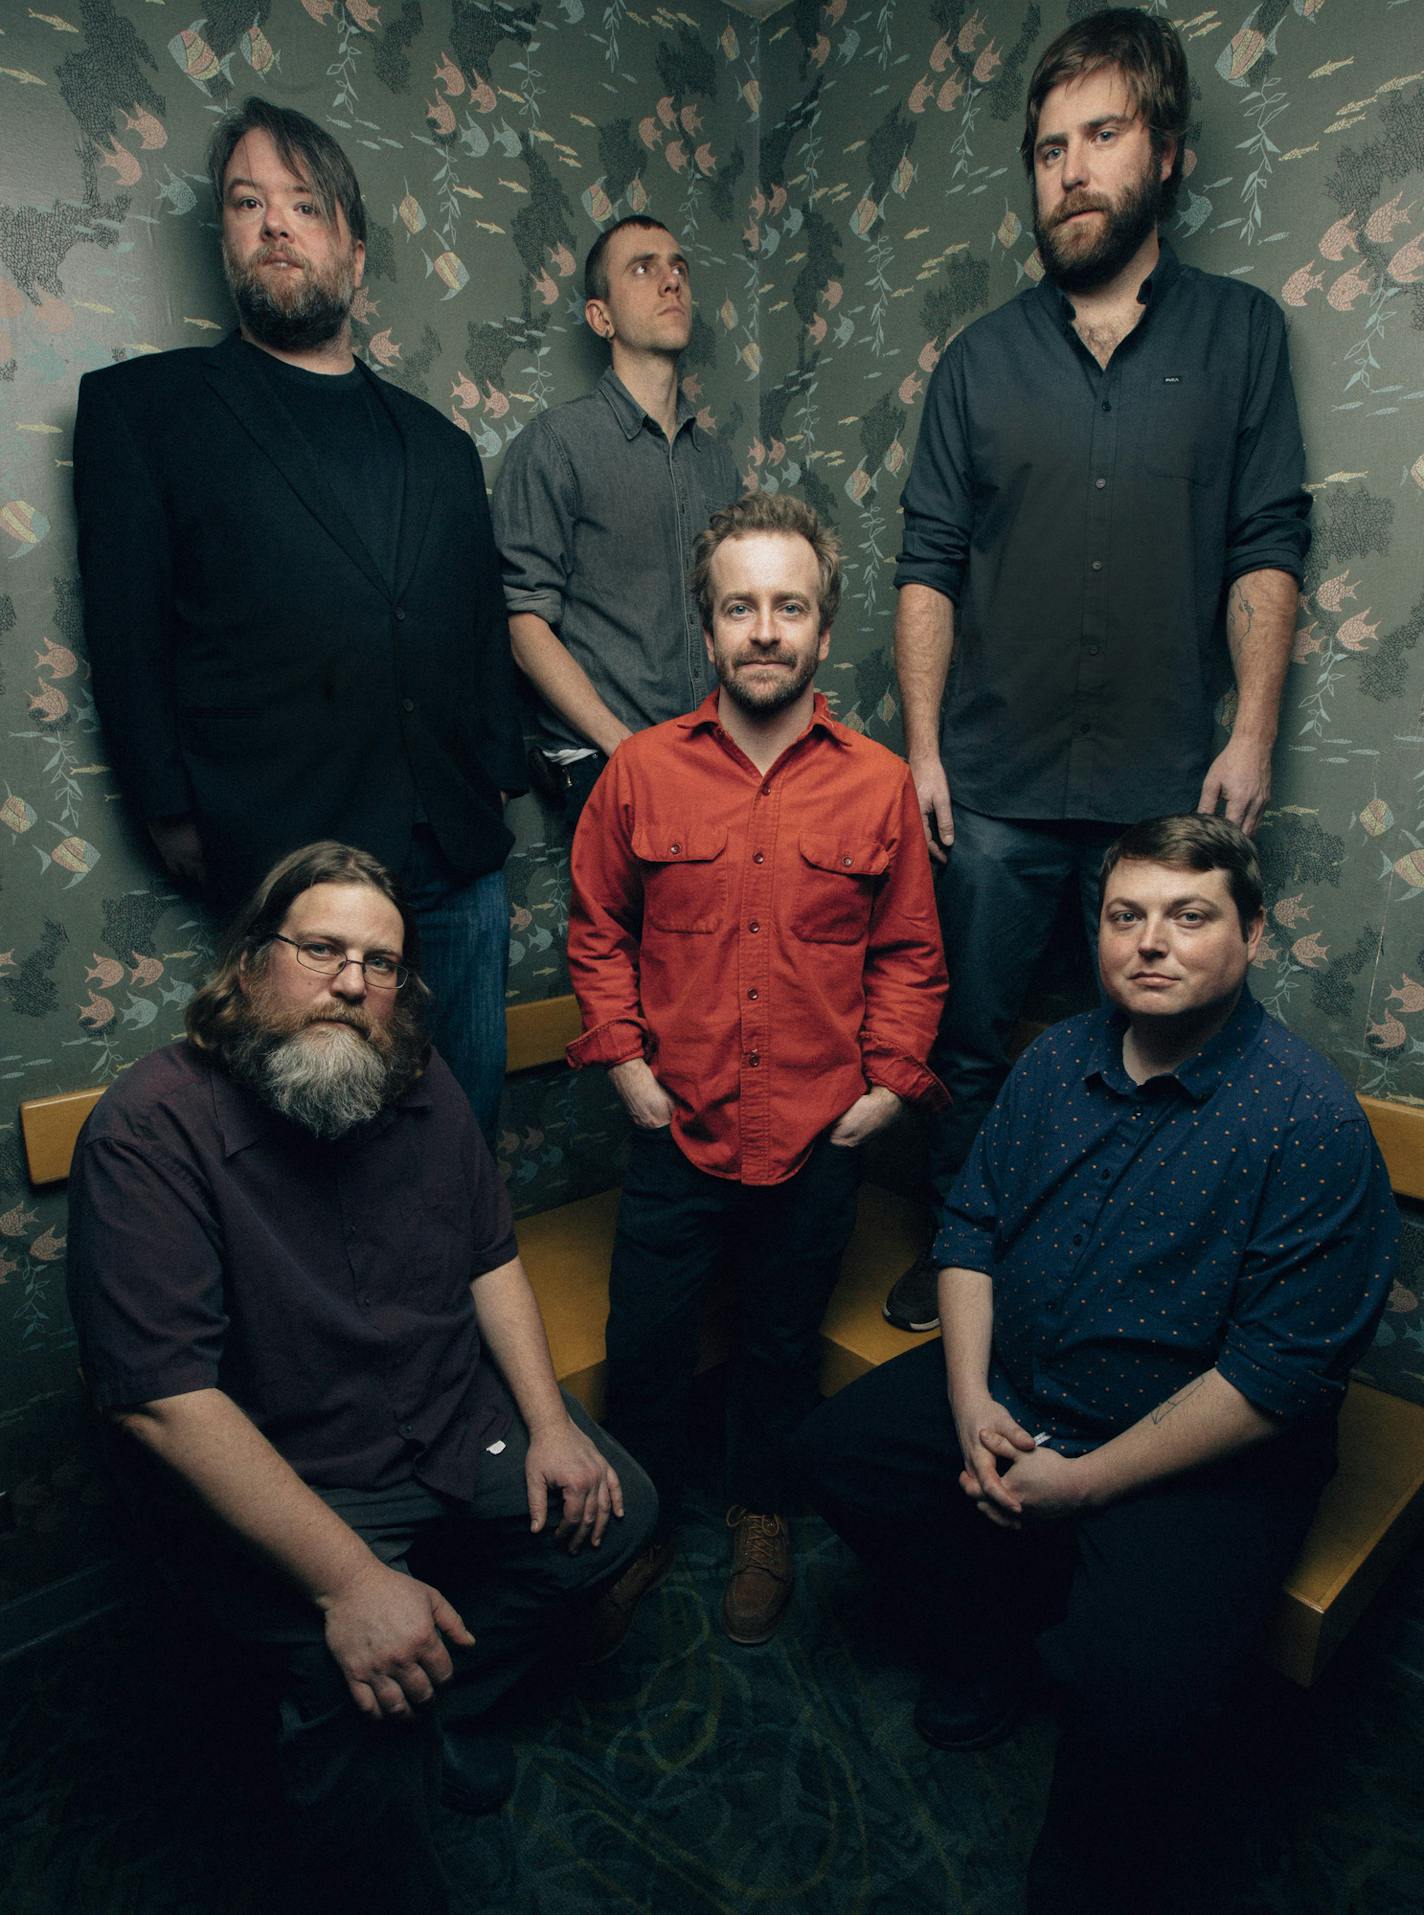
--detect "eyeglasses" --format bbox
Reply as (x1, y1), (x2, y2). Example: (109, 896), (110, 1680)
(269, 934), (410, 991)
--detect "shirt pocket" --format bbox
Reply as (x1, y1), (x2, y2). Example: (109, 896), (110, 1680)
(790, 836), (889, 945)
(632, 823), (728, 933)
(1140, 380), (1229, 489)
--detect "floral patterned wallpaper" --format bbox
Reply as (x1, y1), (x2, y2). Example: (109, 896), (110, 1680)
(1, 0), (1422, 1599)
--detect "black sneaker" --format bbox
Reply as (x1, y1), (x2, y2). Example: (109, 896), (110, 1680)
(913, 1666), (1025, 1751)
(883, 1249), (940, 1332)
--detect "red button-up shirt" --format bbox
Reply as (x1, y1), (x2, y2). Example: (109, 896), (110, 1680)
(567, 692), (948, 1185)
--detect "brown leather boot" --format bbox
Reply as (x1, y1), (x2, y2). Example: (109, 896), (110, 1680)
(722, 1507), (793, 1645)
(573, 1538), (676, 1664)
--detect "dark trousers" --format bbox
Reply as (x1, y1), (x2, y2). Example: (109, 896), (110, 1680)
(790, 1341), (1333, 1914)
(186, 1394), (657, 1915)
(606, 1129), (863, 1522)
(926, 808), (1124, 1203)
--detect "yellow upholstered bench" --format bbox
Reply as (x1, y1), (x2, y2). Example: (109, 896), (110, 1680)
(21, 1001), (1424, 1687)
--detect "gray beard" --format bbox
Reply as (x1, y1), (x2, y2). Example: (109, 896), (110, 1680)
(228, 1021), (401, 1139)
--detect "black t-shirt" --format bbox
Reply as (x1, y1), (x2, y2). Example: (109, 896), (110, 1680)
(258, 350), (405, 589)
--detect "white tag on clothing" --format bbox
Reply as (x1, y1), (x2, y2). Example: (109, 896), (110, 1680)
(486, 1439), (507, 1455)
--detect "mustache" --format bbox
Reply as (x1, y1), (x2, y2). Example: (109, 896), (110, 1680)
(1048, 195), (1112, 228)
(734, 649), (797, 666)
(294, 1005), (374, 1038)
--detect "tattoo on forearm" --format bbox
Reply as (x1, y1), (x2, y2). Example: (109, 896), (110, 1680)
(1149, 1375), (1208, 1426)
(1228, 581), (1257, 639)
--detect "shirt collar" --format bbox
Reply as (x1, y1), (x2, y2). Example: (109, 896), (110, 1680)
(1085, 985), (1266, 1104)
(598, 366), (699, 444)
(1039, 237), (1181, 329)
(680, 688), (850, 746)
(206, 1044), (437, 1158)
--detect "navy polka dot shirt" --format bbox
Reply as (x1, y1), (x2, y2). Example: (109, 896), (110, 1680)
(933, 992), (1399, 1454)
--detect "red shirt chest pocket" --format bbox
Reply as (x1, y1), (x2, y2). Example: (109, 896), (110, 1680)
(790, 836), (889, 944)
(631, 823), (729, 933)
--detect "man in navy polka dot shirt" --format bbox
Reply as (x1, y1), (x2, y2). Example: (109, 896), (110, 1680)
(794, 813), (1397, 1915)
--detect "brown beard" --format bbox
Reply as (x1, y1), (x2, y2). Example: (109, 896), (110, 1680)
(223, 236), (358, 354)
(223, 982), (428, 1139)
(1033, 155), (1163, 295)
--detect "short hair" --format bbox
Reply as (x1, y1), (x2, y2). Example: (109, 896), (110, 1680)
(186, 841), (426, 1054)
(584, 214), (674, 303)
(1099, 815), (1264, 934)
(207, 96), (368, 248)
(1021, 8), (1190, 221)
(691, 493), (843, 634)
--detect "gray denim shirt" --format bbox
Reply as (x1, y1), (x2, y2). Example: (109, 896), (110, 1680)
(491, 368), (740, 751)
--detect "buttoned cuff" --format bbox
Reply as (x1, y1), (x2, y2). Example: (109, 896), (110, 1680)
(861, 1039), (948, 1110)
(566, 1017), (648, 1070)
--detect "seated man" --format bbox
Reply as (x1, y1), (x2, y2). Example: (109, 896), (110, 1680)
(66, 841), (657, 1915)
(792, 814), (1397, 1915)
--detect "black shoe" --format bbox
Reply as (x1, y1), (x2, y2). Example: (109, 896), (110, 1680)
(913, 1667), (1024, 1751)
(883, 1249), (940, 1333)
(441, 1726), (516, 1817)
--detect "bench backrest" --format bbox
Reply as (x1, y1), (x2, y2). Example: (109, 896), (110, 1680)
(19, 997), (1424, 1202)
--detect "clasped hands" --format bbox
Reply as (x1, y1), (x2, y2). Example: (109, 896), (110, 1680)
(955, 1398), (1092, 1529)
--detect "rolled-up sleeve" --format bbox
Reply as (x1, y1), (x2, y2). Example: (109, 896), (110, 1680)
(1217, 1111), (1397, 1420)
(1223, 297), (1312, 585)
(893, 343), (974, 603)
(860, 769), (948, 1108)
(490, 416), (578, 627)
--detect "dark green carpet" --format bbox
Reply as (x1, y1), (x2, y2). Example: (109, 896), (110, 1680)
(3, 1500), (1422, 1913)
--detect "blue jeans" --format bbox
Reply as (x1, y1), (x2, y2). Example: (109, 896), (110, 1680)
(400, 828), (509, 1144)
(927, 806), (1125, 1207)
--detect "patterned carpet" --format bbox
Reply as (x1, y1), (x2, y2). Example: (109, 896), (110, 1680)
(3, 1498), (1422, 1914)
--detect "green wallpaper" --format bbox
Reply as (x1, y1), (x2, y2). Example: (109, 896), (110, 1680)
(1, 0), (1422, 1599)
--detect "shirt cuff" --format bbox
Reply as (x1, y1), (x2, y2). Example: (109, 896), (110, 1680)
(1223, 543), (1308, 587)
(861, 1041), (949, 1109)
(891, 559), (964, 602)
(931, 1218), (995, 1272)
(1216, 1344), (1341, 1422)
(501, 584), (564, 624)
(566, 1017), (648, 1070)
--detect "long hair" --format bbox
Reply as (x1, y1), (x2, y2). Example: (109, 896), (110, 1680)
(207, 96), (368, 246)
(1020, 9), (1191, 222)
(186, 842), (428, 1056)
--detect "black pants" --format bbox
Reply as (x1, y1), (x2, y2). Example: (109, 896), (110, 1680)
(606, 1128), (863, 1523)
(790, 1341), (1334, 1915)
(180, 1394), (657, 1915)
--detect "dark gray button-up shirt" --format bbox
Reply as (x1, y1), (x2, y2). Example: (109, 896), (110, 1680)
(894, 246), (1311, 824)
(491, 368), (740, 751)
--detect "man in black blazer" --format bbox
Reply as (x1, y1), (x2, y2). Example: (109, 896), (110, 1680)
(73, 96), (524, 1136)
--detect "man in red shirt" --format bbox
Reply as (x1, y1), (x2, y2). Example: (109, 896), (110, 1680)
(567, 493), (946, 1643)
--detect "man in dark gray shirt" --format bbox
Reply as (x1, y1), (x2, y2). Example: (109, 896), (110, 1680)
(884, 9), (1311, 1332)
(491, 215), (740, 817)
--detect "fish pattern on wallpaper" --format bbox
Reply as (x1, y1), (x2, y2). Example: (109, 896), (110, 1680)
(1, 0), (1423, 1596)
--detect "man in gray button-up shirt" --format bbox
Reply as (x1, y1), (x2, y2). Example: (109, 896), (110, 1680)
(491, 216), (740, 817)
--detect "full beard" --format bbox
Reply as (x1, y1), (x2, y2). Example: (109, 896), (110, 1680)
(225, 1000), (427, 1140)
(224, 242), (356, 354)
(1033, 160), (1163, 295)
(715, 649), (820, 717)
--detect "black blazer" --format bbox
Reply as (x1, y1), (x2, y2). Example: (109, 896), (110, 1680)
(73, 332), (526, 902)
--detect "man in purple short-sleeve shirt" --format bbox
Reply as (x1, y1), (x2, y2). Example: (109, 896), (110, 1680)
(66, 841), (656, 1915)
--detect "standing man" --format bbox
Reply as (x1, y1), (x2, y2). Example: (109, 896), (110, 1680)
(885, 9), (1312, 1331)
(566, 495), (946, 1643)
(491, 214), (740, 820)
(73, 97), (524, 1138)
(793, 816), (1396, 1914)
(66, 841), (658, 1915)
